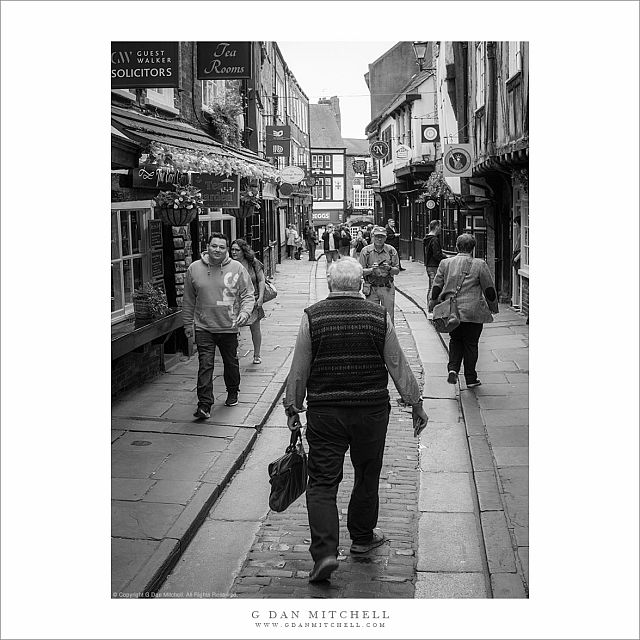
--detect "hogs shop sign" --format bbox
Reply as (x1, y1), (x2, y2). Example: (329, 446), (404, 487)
(197, 42), (252, 80)
(111, 42), (179, 89)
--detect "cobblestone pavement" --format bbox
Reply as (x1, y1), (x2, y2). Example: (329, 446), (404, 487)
(229, 270), (425, 599)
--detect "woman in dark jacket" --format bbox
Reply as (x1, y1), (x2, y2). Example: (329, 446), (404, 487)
(322, 224), (342, 269)
(338, 225), (352, 257)
(428, 233), (499, 388)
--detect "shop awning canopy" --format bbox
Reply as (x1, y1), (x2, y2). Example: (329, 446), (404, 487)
(111, 106), (280, 181)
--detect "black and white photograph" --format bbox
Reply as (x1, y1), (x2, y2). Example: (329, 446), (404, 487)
(1, 2), (638, 640)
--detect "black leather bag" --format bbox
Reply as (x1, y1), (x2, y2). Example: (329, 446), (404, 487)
(268, 428), (308, 512)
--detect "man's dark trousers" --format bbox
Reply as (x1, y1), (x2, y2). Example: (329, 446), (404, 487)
(195, 329), (240, 409)
(305, 404), (389, 562)
(448, 322), (483, 384)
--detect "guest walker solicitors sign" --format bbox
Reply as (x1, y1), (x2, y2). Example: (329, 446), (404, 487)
(111, 42), (179, 89)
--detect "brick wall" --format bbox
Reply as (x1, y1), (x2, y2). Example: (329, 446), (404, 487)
(521, 276), (529, 317)
(112, 343), (163, 397)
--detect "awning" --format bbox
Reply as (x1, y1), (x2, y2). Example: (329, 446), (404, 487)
(111, 106), (279, 181)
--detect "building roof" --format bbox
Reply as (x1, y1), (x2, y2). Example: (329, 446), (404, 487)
(343, 138), (370, 156)
(309, 104), (345, 149)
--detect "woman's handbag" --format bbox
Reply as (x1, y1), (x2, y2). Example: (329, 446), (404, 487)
(268, 428), (308, 512)
(263, 278), (277, 303)
(432, 258), (473, 333)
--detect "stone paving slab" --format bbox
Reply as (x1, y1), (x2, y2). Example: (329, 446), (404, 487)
(112, 501), (183, 539)
(481, 511), (517, 573)
(112, 538), (160, 594)
(112, 431), (229, 454)
(419, 422), (471, 472)
(415, 572), (487, 598)
(486, 426), (529, 447)
(491, 572), (527, 598)
(492, 446), (529, 467)
(477, 395), (529, 410)
(417, 513), (484, 572)
(418, 472), (475, 512)
(142, 480), (200, 506)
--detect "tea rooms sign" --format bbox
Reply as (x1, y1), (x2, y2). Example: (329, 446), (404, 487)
(197, 42), (252, 80)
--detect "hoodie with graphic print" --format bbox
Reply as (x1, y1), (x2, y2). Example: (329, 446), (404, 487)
(182, 253), (255, 334)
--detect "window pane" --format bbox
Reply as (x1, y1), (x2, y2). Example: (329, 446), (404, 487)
(111, 212), (120, 260)
(325, 155), (330, 167)
(130, 211), (142, 254)
(111, 262), (123, 312)
(123, 259), (133, 305)
(133, 257), (144, 291)
(120, 213), (131, 256)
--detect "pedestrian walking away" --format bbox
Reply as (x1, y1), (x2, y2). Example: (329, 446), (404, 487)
(283, 257), (429, 583)
(285, 224), (299, 260)
(305, 224), (318, 261)
(294, 233), (304, 260)
(422, 219), (447, 319)
(182, 232), (255, 419)
(429, 233), (499, 387)
(385, 218), (405, 270)
(230, 238), (266, 365)
(358, 225), (400, 324)
(322, 223), (341, 271)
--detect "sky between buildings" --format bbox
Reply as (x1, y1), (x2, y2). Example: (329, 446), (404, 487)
(277, 42), (400, 140)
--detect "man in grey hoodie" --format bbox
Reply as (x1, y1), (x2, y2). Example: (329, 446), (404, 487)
(183, 232), (255, 419)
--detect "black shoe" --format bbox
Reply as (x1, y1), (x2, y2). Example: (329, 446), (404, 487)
(193, 405), (210, 419)
(447, 371), (459, 385)
(350, 529), (386, 554)
(399, 267), (406, 271)
(224, 392), (238, 407)
(467, 380), (482, 388)
(308, 556), (339, 583)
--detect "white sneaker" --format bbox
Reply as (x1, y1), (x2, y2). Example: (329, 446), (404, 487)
(427, 312), (434, 320)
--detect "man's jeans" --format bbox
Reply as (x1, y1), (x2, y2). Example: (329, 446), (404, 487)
(448, 322), (483, 384)
(324, 250), (340, 268)
(195, 330), (240, 409)
(366, 284), (395, 324)
(426, 266), (438, 304)
(305, 404), (390, 562)
(307, 241), (316, 261)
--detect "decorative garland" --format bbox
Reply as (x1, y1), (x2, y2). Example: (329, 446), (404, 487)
(149, 141), (280, 183)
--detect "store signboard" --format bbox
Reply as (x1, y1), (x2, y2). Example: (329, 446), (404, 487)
(151, 251), (164, 280)
(280, 165), (305, 183)
(132, 165), (188, 189)
(266, 125), (290, 140)
(443, 143), (473, 178)
(148, 220), (163, 249)
(191, 173), (240, 208)
(266, 138), (291, 157)
(196, 42), (252, 80)
(111, 42), (179, 89)
(421, 124), (440, 143)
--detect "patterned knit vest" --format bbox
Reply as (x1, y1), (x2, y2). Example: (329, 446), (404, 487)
(304, 297), (389, 408)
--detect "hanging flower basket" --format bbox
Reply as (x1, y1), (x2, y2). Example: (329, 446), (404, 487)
(157, 207), (199, 226)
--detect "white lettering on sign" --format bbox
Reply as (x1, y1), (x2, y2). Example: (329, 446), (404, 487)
(273, 145), (284, 153)
(313, 212), (331, 220)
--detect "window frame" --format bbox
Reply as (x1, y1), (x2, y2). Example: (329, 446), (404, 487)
(146, 87), (178, 114)
(111, 201), (154, 323)
(475, 42), (486, 108)
(507, 41), (522, 81)
(381, 126), (393, 166)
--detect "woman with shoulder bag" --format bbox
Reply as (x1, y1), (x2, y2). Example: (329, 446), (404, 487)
(428, 233), (499, 388)
(230, 239), (266, 365)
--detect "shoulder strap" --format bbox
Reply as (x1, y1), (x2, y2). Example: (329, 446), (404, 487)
(451, 257), (474, 301)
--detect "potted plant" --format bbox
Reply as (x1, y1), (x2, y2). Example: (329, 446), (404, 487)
(154, 186), (203, 226)
(133, 282), (168, 321)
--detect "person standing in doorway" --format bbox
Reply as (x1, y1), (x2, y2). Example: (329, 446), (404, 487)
(284, 257), (429, 583)
(423, 220), (446, 319)
(322, 223), (341, 270)
(385, 218), (405, 271)
(285, 224), (298, 260)
(358, 226), (400, 324)
(183, 233), (255, 419)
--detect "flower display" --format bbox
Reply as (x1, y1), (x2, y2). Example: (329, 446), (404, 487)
(154, 185), (204, 210)
(240, 187), (261, 210)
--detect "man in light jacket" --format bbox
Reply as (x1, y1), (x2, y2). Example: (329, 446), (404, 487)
(183, 232), (255, 419)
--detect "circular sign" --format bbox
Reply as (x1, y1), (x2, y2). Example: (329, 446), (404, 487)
(279, 183), (294, 197)
(444, 146), (472, 175)
(422, 126), (439, 142)
(426, 199), (436, 210)
(369, 140), (390, 160)
(302, 176), (316, 188)
(280, 166), (305, 183)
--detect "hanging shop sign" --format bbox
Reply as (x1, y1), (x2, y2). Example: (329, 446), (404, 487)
(196, 42), (252, 80)
(266, 138), (291, 158)
(266, 125), (290, 140)
(262, 181), (278, 200)
(302, 176), (316, 188)
(426, 199), (437, 210)
(421, 124), (440, 143)
(352, 159), (367, 174)
(190, 173), (240, 208)
(364, 172), (379, 188)
(280, 165), (305, 184)
(132, 165), (188, 189)
(279, 183), (294, 197)
(395, 144), (411, 160)
(443, 143), (473, 178)
(369, 140), (390, 160)
(111, 42), (179, 89)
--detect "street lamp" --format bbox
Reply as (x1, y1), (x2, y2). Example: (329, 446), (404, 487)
(412, 41), (435, 72)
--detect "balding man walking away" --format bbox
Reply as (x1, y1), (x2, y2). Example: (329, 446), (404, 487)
(284, 257), (429, 583)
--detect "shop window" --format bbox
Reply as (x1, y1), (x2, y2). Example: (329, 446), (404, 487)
(111, 203), (153, 322)
(440, 205), (459, 253)
(353, 187), (374, 209)
(197, 209), (237, 254)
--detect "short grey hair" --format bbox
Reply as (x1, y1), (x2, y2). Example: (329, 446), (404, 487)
(456, 233), (476, 253)
(327, 257), (363, 291)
